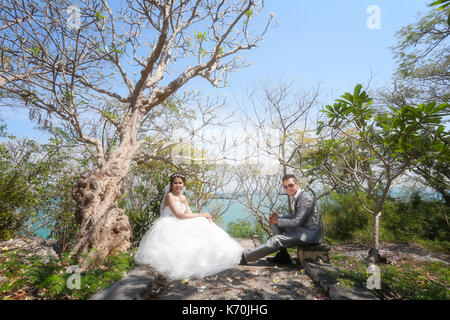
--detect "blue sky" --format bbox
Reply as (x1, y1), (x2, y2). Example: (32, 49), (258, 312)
(1, 0), (434, 141)
(198, 0), (433, 100)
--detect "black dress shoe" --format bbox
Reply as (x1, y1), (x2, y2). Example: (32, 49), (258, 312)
(267, 250), (292, 263)
(239, 254), (247, 265)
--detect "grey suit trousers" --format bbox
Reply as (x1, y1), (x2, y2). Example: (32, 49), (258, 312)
(243, 223), (306, 262)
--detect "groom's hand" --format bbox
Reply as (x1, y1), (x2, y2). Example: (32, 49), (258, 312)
(269, 212), (278, 224)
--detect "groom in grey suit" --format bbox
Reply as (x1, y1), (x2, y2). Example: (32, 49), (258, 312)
(241, 174), (323, 264)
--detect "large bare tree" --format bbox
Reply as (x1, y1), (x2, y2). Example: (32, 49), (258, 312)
(242, 79), (322, 177)
(0, 0), (271, 268)
(238, 78), (322, 225)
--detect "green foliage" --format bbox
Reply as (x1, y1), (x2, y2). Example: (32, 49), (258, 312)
(319, 191), (450, 251)
(316, 84), (448, 249)
(0, 123), (89, 249)
(29, 46), (41, 57)
(0, 135), (41, 240)
(44, 128), (90, 252)
(61, 90), (73, 106)
(377, 102), (449, 158)
(381, 260), (450, 300)
(384, 6), (450, 204)
(431, 0), (450, 9)
(49, 187), (79, 252)
(245, 9), (254, 18)
(381, 192), (449, 244)
(102, 110), (118, 122)
(0, 248), (135, 300)
(390, 6), (449, 104)
(194, 31), (207, 42)
(244, 9), (254, 27)
(430, 0), (450, 25)
(330, 253), (450, 300)
(95, 11), (106, 21)
(227, 219), (267, 243)
(318, 85), (447, 162)
(120, 163), (173, 247)
(319, 192), (371, 241)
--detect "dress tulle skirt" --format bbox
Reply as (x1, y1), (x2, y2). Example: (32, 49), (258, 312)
(134, 214), (244, 280)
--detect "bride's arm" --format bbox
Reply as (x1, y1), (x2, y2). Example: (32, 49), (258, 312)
(183, 197), (213, 222)
(166, 193), (209, 220)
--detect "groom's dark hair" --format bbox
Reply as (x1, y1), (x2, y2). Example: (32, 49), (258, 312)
(282, 174), (297, 182)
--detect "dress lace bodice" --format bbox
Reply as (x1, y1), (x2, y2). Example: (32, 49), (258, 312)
(161, 201), (186, 218)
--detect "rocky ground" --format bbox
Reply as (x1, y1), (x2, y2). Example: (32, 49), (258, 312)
(138, 238), (326, 300)
(330, 242), (449, 265)
(114, 239), (449, 300)
(2, 237), (448, 300)
(0, 237), (60, 263)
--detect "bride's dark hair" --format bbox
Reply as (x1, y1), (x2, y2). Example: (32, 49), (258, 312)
(169, 173), (186, 192)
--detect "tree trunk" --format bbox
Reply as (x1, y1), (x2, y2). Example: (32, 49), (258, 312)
(71, 165), (131, 269)
(369, 211), (382, 263)
(71, 111), (141, 269)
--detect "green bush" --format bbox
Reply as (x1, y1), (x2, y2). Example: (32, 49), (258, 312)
(0, 145), (35, 241)
(319, 191), (449, 252)
(227, 219), (267, 243)
(319, 191), (371, 241)
(120, 165), (172, 247)
(330, 253), (450, 300)
(0, 248), (136, 300)
(0, 125), (90, 247)
(381, 192), (449, 243)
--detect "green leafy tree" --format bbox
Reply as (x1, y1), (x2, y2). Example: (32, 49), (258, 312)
(377, 4), (450, 205)
(407, 128), (450, 207)
(119, 162), (172, 247)
(316, 84), (448, 258)
(0, 123), (90, 249)
(318, 191), (371, 242)
(431, 0), (450, 25)
(0, 139), (34, 240)
(380, 5), (449, 106)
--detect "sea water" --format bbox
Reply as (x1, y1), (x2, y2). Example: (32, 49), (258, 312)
(204, 199), (256, 228)
(28, 188), (443, 240)
(31, 198), (258, 239)
(24, 212), (52, 239)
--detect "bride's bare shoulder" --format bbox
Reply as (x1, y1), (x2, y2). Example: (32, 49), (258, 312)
(165, 192), (175, 204)
(166, 192), (174, 199)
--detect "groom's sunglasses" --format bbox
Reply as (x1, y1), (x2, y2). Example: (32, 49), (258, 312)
(282, 183), (295, 190)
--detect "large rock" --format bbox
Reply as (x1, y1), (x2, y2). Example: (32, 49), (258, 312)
(0, 237), (59, 264)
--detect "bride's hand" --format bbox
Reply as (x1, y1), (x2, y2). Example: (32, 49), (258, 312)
(201, 212), (213, 222)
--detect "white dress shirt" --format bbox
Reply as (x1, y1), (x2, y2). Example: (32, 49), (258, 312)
(290, 188), (303, 212)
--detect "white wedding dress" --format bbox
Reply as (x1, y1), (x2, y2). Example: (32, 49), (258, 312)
(134, 201), (244, 280)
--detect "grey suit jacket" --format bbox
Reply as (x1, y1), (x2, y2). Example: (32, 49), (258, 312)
(276, 191), (322, 244)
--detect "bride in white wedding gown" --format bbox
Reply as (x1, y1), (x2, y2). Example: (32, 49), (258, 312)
(134, 173), (244, 280)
